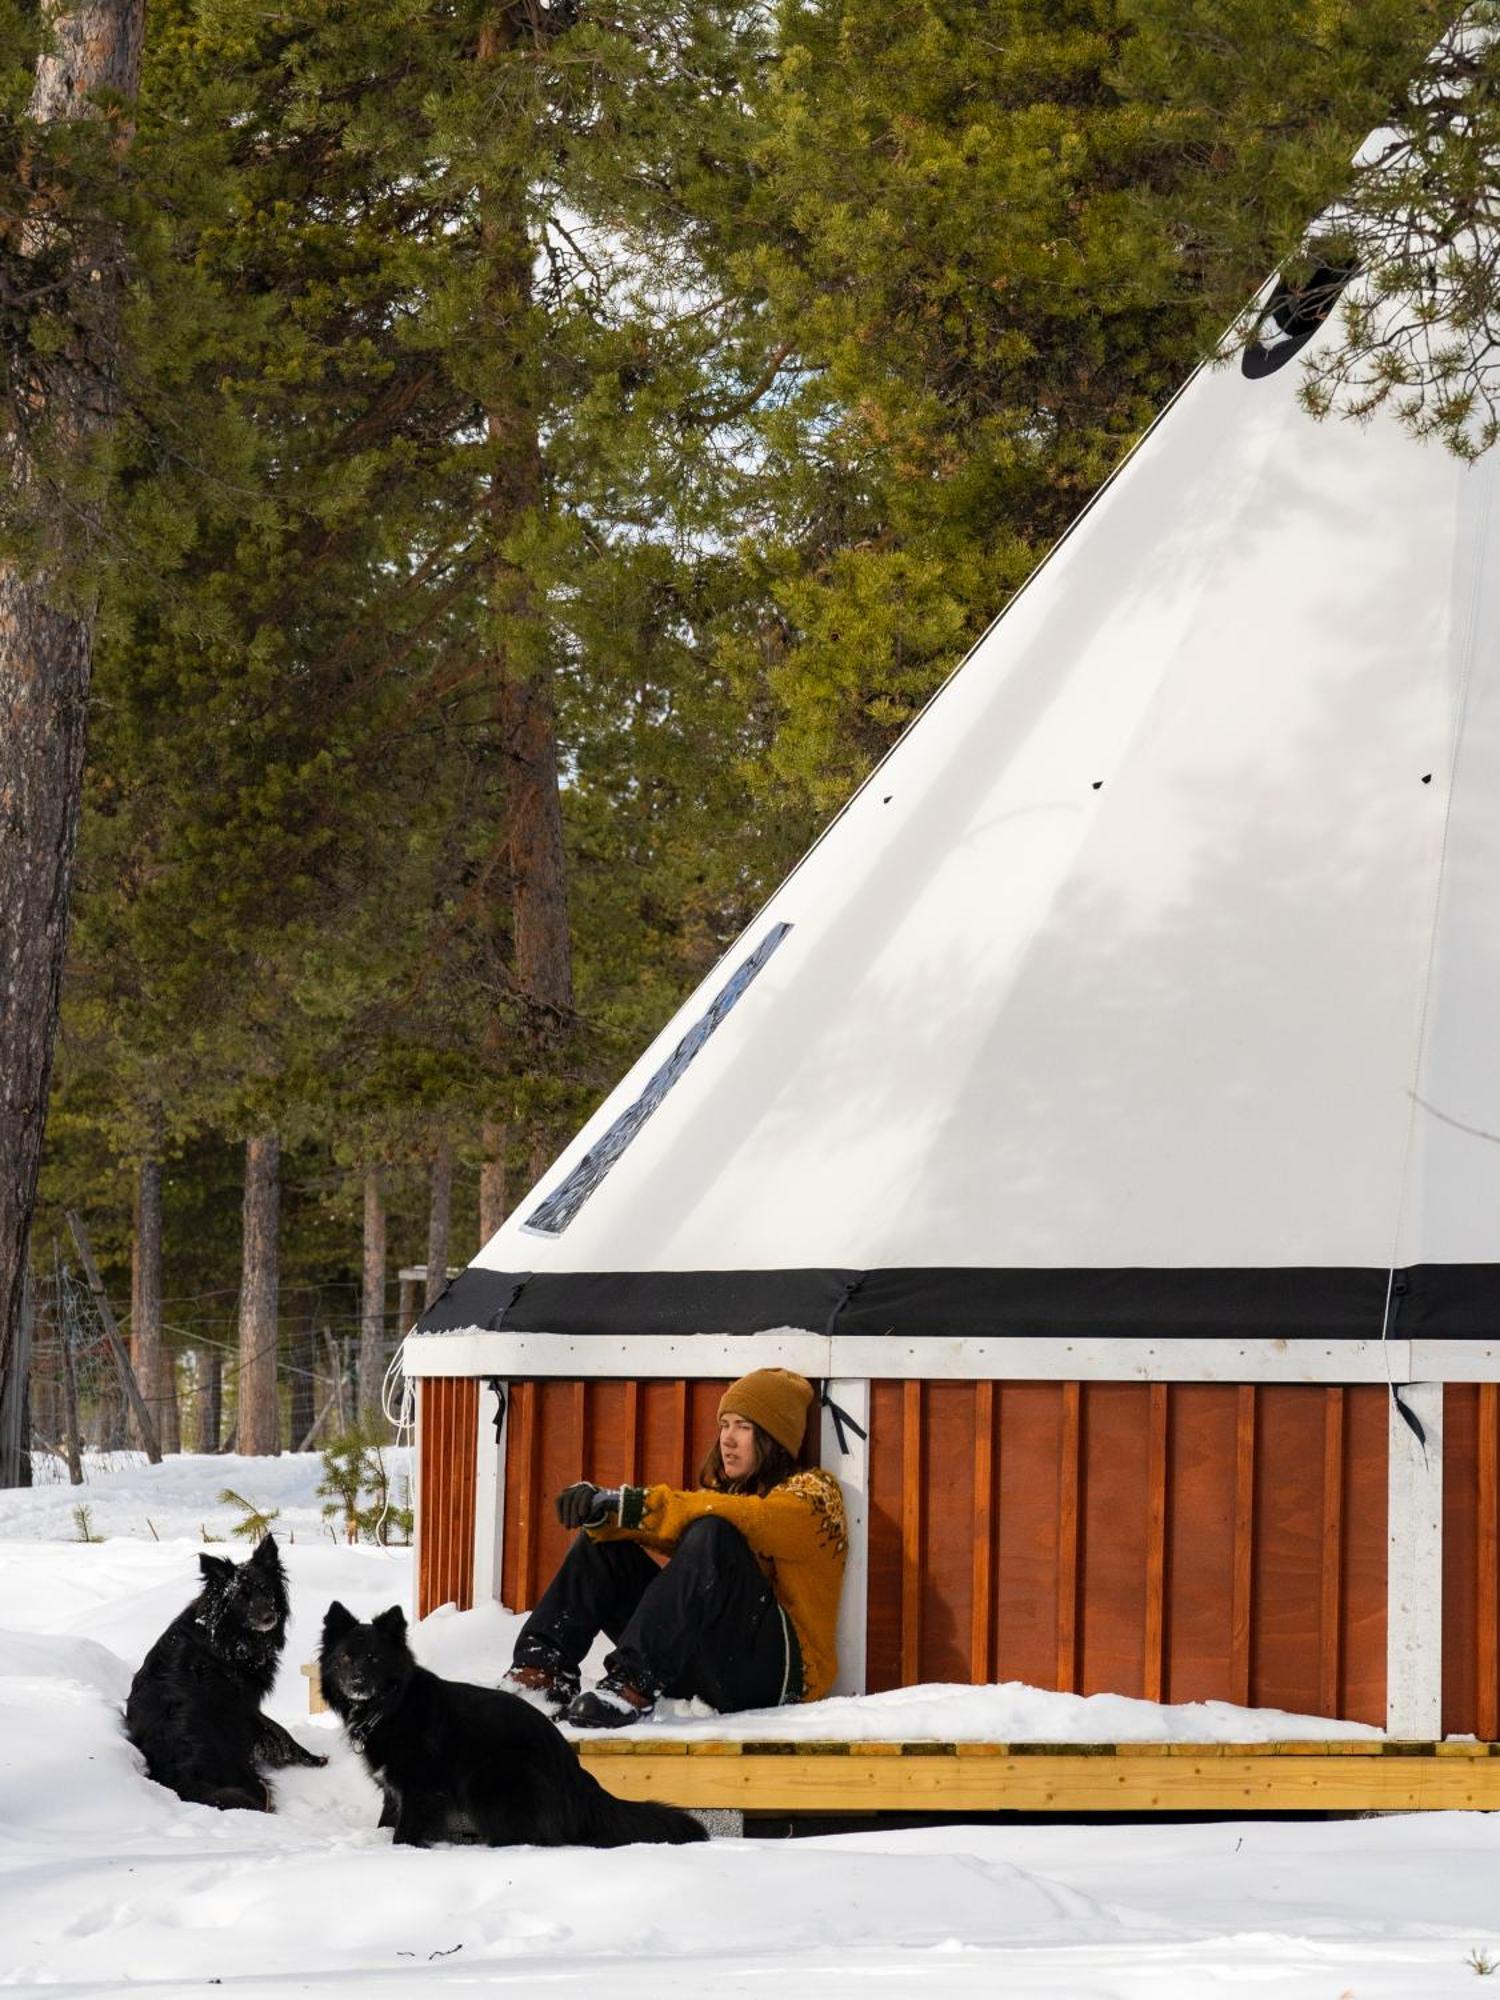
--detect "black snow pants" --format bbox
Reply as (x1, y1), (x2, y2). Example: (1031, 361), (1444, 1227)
(514, 1515), (801, 1713)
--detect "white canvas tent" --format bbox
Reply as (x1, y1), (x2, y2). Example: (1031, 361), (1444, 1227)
(406, 256), (1500, 1745)
(418, 277), (1500, 1351)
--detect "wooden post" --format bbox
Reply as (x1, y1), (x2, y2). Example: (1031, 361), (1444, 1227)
(325, 1328), (348, 1434)
(398, 1274), (421, 1338)
(1387, 1381), (1444, 1739)
(66, 1211), (160, 1463)
(56, 1243), (83, 1485)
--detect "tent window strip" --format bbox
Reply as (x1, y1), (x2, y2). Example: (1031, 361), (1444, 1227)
(521, 922), (794, 1237)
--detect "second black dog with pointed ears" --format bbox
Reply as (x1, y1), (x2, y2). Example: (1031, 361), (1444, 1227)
(319, 1600), (706, 1848)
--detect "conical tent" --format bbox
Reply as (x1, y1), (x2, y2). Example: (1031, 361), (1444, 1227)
(421, 284), (1500, 1350)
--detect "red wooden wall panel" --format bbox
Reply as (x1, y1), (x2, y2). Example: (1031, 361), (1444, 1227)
(866, 1380), (1386, 1722)
(427, 1370), (1397, 1726)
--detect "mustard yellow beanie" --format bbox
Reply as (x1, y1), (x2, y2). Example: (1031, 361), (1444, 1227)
(718, 1369), (814, 1458)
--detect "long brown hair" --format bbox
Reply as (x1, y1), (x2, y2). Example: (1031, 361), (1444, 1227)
(698, 1421), (798, 1497)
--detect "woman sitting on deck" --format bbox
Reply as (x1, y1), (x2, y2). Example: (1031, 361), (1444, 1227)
(504, 1368), (848, 1729)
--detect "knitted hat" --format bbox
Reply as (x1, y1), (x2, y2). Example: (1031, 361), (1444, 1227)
(718, 1369), (814, 1459)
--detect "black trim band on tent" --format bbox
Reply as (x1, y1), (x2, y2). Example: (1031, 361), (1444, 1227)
(414, 1263), (1500, 1342)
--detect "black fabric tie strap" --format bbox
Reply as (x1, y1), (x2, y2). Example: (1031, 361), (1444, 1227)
(485, 1378), (507, 1442)
(823, 1274), (865, 1339)
(1383, 1271), (1428, 1451)
(821, 1386), (868, 1457)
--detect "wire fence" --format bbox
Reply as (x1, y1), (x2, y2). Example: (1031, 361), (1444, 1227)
(13, 1249), (416, 1483)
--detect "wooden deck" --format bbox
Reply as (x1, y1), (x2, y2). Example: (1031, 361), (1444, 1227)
(578, 1738), (1500, 1814)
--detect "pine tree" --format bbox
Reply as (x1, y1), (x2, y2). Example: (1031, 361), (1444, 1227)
(0, 0), (146, 1411)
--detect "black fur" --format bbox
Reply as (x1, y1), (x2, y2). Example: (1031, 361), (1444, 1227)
(319, 1601), (707, 1849)
(125, 1535), (325, 1811)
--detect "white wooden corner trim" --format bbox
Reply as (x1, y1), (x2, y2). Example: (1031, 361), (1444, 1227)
(820, 1378), (870, 1698)
(470, 1380), (506, 1612)
(1386, 1380), (1444, 1739)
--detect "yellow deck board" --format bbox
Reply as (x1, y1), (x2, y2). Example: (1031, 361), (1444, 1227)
(576, 1742), (1500, 1814)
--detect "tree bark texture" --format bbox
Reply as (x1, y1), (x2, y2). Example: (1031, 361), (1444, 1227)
(0, 0), (147, 1423)
(358, 1166), (387, 1423)
(0, 1268), (33, 1488)
(479, 1118), (507, 1240)
(478, 10), (574, 1051)
(196, 1346), (221, 1455)
(131, 1153), (166, 1451)
(237, 1133), (281, 1456)
(425, 1137), (452, 1309)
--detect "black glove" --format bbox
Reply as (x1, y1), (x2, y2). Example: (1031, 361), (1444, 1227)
(555, 1481), (621, 1530)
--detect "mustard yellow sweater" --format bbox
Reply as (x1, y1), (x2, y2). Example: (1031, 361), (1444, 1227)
(590, 1468), (848, 1701)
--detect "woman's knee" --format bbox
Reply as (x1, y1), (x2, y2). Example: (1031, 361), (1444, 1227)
(673, 1514), (747, 1565)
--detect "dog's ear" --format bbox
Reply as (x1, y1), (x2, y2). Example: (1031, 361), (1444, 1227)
(251, 1531), (280, 1567)
(372, 1604), (408, 1643)
(322, 1600), (358, 1643)
(198, 1553), (234, 1587)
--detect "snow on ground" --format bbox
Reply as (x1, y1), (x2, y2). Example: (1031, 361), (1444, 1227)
(2, 1452), (1498, 1996)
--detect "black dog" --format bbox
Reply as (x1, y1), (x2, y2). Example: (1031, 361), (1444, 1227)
(125, 1534), (325, 1810)
(319, 1601), (706, 1848)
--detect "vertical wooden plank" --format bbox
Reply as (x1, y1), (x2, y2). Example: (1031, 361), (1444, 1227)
(622, 1379), (641, 1486)
(1163, 1386), (1237, 1704)
(1056, 1381), (1081, 1694)
(971, 1381), (995, 1685)
(415, 1379), (431, 1617)
(426, 1384), (450, 1616)
(1231, 1383), (1256, 1708)
(1387, 1381), (1444, 1739)
(572, 1378), (588, 1478)
(1478, 1382), (1499, 1740)
(1319, 1386), (1345, 1717)
(822, 1377), (870, 1696)
(511, 1380), (538, 1612)
(672, 1379), (691, 1489)
(864, 1380), (905, 1693)
(1340, 1384), (1389, 1727)
(456, 1376), (478, 1608)
(900, 1380), (923, 1686)
(994, 1383), (1065, 1690)
(1143, 1383), (1168, 1704)
(1443, 1383), (1480, 1736)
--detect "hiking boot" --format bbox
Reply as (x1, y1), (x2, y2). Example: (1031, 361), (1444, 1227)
(502, 1653), (580, 1714)
(563, 1667), (657, 1729)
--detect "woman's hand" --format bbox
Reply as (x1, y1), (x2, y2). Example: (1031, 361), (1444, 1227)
(555, 1481), (621, 1530)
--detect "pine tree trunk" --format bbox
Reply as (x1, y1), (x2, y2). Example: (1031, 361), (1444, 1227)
(479, 1118), (507, 1239)
(159, 1359), (179, 1451)
(237, 1133), (280, 1456)
(476, 9), (574, 1062)
(0, 0), (147, 1406)
(425, 1137), (452, 1309)
(196, 1346), (221, 1455)
(131, 1153), (165, 1451)
(358, 1166), (386, 1423)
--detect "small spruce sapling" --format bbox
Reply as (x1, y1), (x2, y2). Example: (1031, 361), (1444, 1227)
(218, 1488), (281, 1543)
(317, 1427), (412, 1546)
